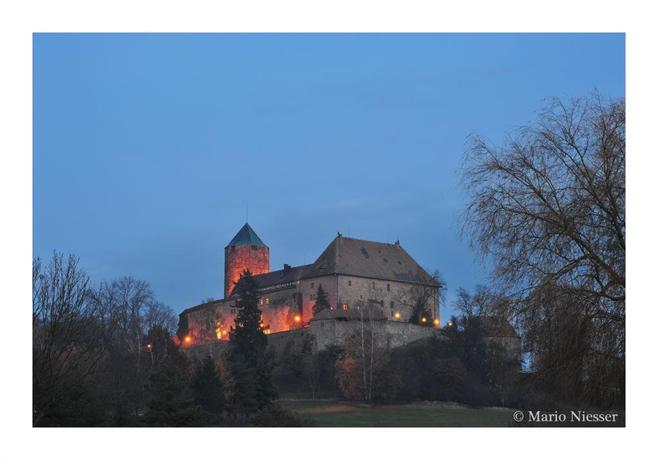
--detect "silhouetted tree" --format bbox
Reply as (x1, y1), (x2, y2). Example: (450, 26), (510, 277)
(462, 93), (625, 408)
(225, 270), (275, 416)
(191, 355), (225, 415)
(312, 284), (330, 315)
(32, 251), (105, 426)
(144, 344), (195, 426)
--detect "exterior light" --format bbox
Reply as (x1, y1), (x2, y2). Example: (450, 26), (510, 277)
(448, 321), (453, 327)
(146, 343), (152, 350)
(421, 317), (427, 323)
(294, 314), (302, 323)
(184, 335), (192, 344)
(433, 318), (440, 327)
(394, 312), (401, 320)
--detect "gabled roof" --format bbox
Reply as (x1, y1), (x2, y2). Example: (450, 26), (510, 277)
(226, 223), (267, 248)
(303, 236), (438, 286)
(252, 264), (313, 288)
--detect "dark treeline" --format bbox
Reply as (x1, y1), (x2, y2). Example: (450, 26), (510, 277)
(270, 313), (520, 407)
(33, 255), (300, 426)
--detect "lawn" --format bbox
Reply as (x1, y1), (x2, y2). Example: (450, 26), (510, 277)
(279, 400), (515, 427)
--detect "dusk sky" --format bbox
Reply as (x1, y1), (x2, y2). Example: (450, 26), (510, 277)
(33, 33), (625, 319)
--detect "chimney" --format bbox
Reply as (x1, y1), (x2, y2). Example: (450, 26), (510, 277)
(283, 263), (291, 273)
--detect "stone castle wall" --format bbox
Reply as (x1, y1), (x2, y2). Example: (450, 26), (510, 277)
(182, 318), (442, 363)
(183, 273), (439, 346)
(309, 317), (440, 351)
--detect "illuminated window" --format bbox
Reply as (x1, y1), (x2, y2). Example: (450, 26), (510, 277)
(342, 303), (349, 311)
(265, 298), (269, 304)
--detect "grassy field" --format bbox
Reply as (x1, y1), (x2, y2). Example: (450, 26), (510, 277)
(279, 400), (515, 427)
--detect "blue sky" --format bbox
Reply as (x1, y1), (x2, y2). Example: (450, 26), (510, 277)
(33, 33), (625, 319)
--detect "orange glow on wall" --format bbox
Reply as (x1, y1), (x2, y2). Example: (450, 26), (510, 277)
(224, 245), (270, 298)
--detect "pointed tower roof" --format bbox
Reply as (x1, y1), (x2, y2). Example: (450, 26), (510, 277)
(226, 223), (267, 248)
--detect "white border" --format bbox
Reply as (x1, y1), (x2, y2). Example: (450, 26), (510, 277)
(1, 1), (657, 459)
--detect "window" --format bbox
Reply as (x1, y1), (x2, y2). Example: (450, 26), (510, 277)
(387, 283), (390, 292)
(265, 297), (269, 304)
(390, 301), (394, 309)
(310, 294), (316, 300)
(230, 308), (236, 314)
(372, 281), (376, 288)
(311, 282), (315, 288)
(348, 280), (352, 286)
(251, 245), (258, 250)
(342, 303), (349, 311)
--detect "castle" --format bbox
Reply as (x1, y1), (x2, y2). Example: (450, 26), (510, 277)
(179, 223), (442, 350)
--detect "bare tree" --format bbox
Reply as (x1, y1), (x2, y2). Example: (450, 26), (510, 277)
(91, 277), (155, 358)
(461, 94), (625, 407)
(454, 285), (513, 321)
(462, 94), (625, 318)
(33, 252), (104, 425)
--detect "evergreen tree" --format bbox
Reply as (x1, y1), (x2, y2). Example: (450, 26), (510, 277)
(312, 284), (330, 315)
(225, 270), (276, 416)
(191, 355), (225, 415)
(144, 342), (196, 426)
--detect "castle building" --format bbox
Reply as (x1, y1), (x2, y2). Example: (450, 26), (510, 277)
(179, 223), (441, 346)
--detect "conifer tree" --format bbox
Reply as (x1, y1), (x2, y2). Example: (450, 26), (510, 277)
(144, 348), (196, 426)
(312, 284), (330, 315)
(191, 355), (225, 415)
(225, 270), (275, 416)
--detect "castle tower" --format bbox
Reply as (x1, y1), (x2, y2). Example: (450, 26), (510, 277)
(224, 223), (270, 298)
